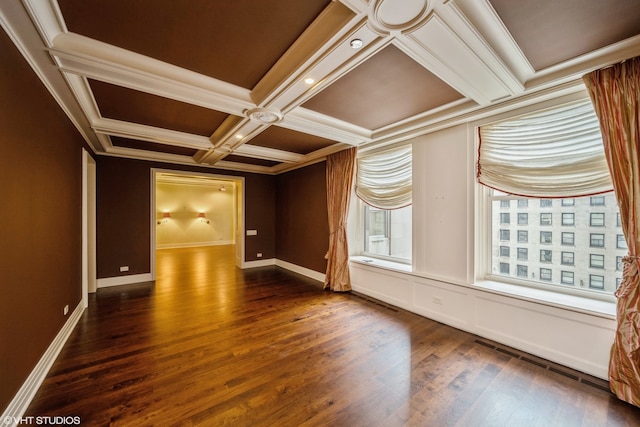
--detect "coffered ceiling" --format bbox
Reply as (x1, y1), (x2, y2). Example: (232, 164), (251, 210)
(2, 0), (640, 174)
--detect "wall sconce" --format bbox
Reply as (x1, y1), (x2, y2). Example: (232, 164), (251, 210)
(198, 212), (209, 224)
(157, 212), (171, 224)
(219, 185), (226, 192)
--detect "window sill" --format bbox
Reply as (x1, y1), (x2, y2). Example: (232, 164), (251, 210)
(349, 256), (616, 320)
(350, 256), (412, 273)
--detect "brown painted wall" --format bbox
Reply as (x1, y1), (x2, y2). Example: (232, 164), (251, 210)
(0, 31), (85, 410)
(276, 162), (329, 273)
(96, 157), (276, 278)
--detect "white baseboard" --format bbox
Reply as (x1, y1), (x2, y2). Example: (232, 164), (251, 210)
(276, 259), (326, 283)
(97, 273), (153, 288)
(1, 302), (85, 427)
(242, 258), (276, 268)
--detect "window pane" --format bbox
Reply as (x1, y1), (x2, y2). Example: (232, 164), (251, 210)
(561, 213), (575, 226)
(518, 213), (528, 225)
(540, 213), (552, 225)
(517, 230), (528, 242)
(364, 205), (412, 261)
(561, 232), (574, 246)
(590, 212), (605, 227)
(490, 192), (623, 295)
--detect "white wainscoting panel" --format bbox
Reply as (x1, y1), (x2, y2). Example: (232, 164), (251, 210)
(350, 260), (615, 379)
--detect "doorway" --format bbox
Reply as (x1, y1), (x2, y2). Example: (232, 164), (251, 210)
(150, 169), (244, 280)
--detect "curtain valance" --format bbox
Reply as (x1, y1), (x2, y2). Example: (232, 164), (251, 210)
(477, 100), (613, 197)
(355, 145), (412, 209)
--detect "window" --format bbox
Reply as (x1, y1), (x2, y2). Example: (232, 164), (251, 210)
(479, 101), (620, 299)
(617, 212), (621, 227)
(500, 246), (510, 257)
(561, 232), (574, 246)
(617, 256), (623, 271)
(590, 233), (605, 248)
(561, 252), (574, 265)
(590, 212), (605, 227)
(500, 200), (510, 208)
(540, 213), (552, 225)
(517, 248), (528, 260)
(590, 254), (605, 269)
(500, 213), (510, 224)
(617, 234), (628, 249)
(517, 213), (528, 225)
(488, 192), (623, 296)
(500, 263), (510, 274)
(500, 229), (510, 241)
(561, 271), (574, 285)
(363, 205), (412, 261)
(590, 275), (605, 289)
(517, 265), (528, 278)
(561, 213), (575, 226)
(517, 199), (528, 208)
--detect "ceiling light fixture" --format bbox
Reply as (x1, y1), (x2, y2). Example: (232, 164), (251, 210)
(350, 38), (364, 49)
(304, 77), (315, 85)
(246, 107), (283, 124)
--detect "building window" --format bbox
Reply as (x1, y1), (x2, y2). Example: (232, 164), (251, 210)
(562, 198), (575, 206)
(517, 230), (528, 243)
(561, 271), (574, 285)
(589, 275), (605, 289)
(561, 232), (575, 246)
(617, 212), (621, 227)
(617, 256), (623, 271)
(364, 205), (412, 262)
(590, 254), (605, 269)
(590, 196), (605, 206)
(590, 212), (605, 227)
(561, 251), (574, 265)
(540, 268), (552, 281)
(540, 199), (552, 207)
(617, 234), (628, 249)
(500, 213), (510, 224)
(500, 200), (510, 208)
(500, 263), (510, 274)
(500, 246), (510, 257)
(518, 213), (528, 225)
(540, 213), (552, 225)
(540, 249), (552, 263)
(590, 233), (605, 248)
(517, 248), (528, 260)
(517, 199), (528, 208)
(540, 231), (552, 244)
(517, 265), (528, 278)
(500, 229), (510, 241)
(561, 213), (575, 226)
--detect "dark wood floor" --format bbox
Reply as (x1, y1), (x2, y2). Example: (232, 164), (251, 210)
(27, 246), (640, 426)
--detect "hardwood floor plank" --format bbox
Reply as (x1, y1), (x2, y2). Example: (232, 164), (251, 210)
(24, 246), (640, 426)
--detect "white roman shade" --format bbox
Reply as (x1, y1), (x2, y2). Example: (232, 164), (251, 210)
(477, 100), (613, 197)
(355, 145), (412, 209)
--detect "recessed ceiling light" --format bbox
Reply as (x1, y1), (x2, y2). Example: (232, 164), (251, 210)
(235, 134), (243, 139)
(350, 38), (364, 49)
(304, 77), (315, 85)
